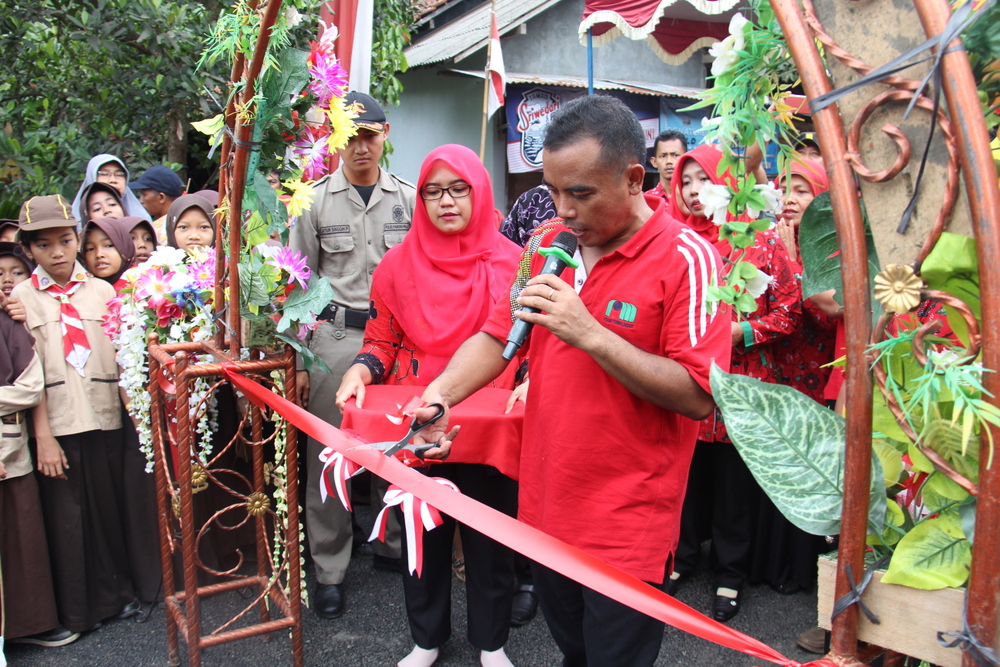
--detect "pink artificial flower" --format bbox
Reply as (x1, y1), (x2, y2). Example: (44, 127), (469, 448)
(293, 125), (332, 182)
(103, 296), (124, 338)
(308, 50), (348, 109)
(135, 268), (171, 306)
(265, 246), (312, 289)
(189, 257), (216, 290)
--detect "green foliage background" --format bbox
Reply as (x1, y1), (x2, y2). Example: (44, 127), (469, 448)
(0, 0), (415, 213)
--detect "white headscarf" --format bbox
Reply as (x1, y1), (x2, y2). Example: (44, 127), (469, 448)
(71, 154), (150, 221)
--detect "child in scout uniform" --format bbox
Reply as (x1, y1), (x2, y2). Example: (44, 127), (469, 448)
(13, 194), (134, 634)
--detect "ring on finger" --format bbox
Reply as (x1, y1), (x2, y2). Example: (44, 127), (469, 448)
(547, 288), (556, 300)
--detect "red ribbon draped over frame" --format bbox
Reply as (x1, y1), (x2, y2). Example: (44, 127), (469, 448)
(223, 366), (835, 667)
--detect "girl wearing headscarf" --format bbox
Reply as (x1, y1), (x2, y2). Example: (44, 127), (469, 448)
(81, 218), (137, 292)
(750, 158), (839, 595)
(123, 217), (158, 265)
(164, 194), (215, 250)
(71, 154), (149, 221)
(78, 182), (126, 227)
(83, 216), (162, 618)
(335, 145), (522, 667)
(666, 144), (801, 622)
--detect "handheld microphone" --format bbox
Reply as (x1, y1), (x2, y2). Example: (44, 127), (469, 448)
(502, 231), (580, 360)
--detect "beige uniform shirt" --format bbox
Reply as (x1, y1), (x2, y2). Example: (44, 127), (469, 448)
(12, 264), (122, 437)
(289, 166), (416, 311)
(0, 353), (44, 479)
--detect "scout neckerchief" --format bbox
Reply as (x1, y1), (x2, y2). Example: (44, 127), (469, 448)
(32, 264), (91, 376)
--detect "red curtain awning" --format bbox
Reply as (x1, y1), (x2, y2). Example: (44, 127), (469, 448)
(580, 0), (738, 64)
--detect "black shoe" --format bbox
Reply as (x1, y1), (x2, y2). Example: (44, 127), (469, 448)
(771, 581), (803, 595)
(713, 593), (740, 622)
(373, 554), (403, 574)
(666, 577), (682, 596)
(135, 601), (157, 624)
(116, 598), (142, 620)
(10, 625), (81, 647)
(353, 541), (375, 558)
(315, 583), (345, 619)
(510, 584), (538, 627)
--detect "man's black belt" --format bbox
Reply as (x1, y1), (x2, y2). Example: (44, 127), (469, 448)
(318, 303), (369, 329)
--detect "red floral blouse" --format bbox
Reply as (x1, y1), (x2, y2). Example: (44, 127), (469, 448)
(699, 229), (802, 442)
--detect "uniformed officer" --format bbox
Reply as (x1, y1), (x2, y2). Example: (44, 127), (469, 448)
(290, 92), (416, 620)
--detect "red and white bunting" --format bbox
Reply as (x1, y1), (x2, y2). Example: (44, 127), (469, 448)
(370, 479), (460, 577)
(319, 447), (364, 512)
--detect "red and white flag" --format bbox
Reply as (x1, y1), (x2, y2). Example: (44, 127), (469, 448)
(486, 12), (506, 118)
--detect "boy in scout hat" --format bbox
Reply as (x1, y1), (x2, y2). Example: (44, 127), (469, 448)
(289, 91), (415, 620)
(12, 194), (134, 634)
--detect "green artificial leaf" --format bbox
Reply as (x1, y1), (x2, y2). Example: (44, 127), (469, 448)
(908, 441), (936, 473)
(873, 438), (904, 486)
(239, 262), (273, 307)
(799, 192), (881, 325)
(244, 210), (271, 248)
(711, 365), (886, 535)
(881, 511), (971, 589)
(252, 171), (281, 217)
(275, 332), (332, 374)
(260, 48), (310, 109)
(922, 419), (980, 483)
(919, 232), (979, 348)
(873, 389), (912, 443)
(277, 274), (335, 331)
(958, 498), (976, 544)
(867, 498), (905, 547)
(925, 471), (968, 501)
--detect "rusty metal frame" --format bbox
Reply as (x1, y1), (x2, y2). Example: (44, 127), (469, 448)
(149, 340), (303, 667)
(769, 0), (1000, 665)
(146, 0), (305, 664)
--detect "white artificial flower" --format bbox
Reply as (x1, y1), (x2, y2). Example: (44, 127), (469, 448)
(255, 242), (278, 259)
(728, 13), (749, 50)
(699, 183), (733, 226)
(745, 268), (775, 298)
(170, 324), (184, 339)
(146, 246), (188, 269)
(708, 35), (740, 77)
(167, 271), (194, 293)
(748, 182), (785, 219)
(708, 13), (748, 77)
(284, 5), (302, 27)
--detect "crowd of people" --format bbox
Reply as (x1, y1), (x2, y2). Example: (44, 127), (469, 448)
(0, 91), (844, 666)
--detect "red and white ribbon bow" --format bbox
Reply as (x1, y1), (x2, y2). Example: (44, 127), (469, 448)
(319, 446), (364, 512)
(370, 479), (460, 577)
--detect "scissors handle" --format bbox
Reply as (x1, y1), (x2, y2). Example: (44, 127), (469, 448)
(409, 402), (445, 433)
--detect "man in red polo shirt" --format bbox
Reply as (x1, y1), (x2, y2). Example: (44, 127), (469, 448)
(415, 95), (731, 666)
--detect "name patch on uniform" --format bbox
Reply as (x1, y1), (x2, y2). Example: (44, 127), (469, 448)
(319, 225), (351, 235)
(384, 222), (410, 232)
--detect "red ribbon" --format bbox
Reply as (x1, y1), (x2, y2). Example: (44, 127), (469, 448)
(223, 366), (835, 667)
(371, 479), (460, 577)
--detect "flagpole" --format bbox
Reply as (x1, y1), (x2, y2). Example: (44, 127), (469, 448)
(479, 0), (497, 161)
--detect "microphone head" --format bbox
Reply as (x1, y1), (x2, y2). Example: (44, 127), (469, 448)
(551, 230), (578, 256)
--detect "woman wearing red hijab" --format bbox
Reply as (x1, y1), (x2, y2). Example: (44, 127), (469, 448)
(666, 144), (801, 622)
(336, 144), (522, 667)
(750, 159), (840, 597)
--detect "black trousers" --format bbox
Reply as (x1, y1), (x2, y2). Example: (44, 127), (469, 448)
(35, 430), (134, 632)
(398, 463), (517, 651)
(121, 405), (162, 603)
(675, 440), (760, 590)
(532, 563), (666, 667)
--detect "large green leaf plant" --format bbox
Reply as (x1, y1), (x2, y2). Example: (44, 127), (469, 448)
(715, 209), (989, 589)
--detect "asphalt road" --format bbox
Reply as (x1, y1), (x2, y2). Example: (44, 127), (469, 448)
(7, 507), (823, 667)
